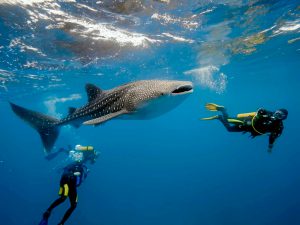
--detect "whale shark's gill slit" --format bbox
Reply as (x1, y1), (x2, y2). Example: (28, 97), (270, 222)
(87, 91), (124, 119)
(172, 85), (193, 94)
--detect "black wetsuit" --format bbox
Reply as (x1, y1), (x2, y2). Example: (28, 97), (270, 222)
(44, 162), (88, 225)
(219, 108), (284, 149)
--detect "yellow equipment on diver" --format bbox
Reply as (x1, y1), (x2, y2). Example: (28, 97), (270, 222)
(205, 103), (225, 112)
(227, 118), (244, 124)
(200, 116), (244, 124)
(201, 103), (224, 120)
(236, 112), (264, 134)
(200, 115), (220, 121)
(237, 112), (256, 118)
(75, 145), (94, 151)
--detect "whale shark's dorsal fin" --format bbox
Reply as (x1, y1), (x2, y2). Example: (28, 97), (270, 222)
(68, 107), (77, 115)
(85, 83), (104, 102)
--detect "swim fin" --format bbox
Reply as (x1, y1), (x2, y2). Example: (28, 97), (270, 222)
(39, 211), (50, 225)
(200, 115), (220, 121)
(38, 218), (48, 225)
(205, 103), (224, 112)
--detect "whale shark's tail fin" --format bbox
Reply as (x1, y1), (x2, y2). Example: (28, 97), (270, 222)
(10, 102), (60, 153)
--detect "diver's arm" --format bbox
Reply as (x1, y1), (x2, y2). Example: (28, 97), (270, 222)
(268, 134), (276, 152)
(76, 165), (88, 186)
(268, 124), (283, 152)
(45, 147), (67, 160)
(82, 164), (89, 180)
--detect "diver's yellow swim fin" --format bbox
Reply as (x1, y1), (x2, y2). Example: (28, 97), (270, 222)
(205, 103), (225, 112)
(200, 115), (220, 121)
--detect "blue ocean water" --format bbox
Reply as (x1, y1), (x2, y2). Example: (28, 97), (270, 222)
(0, 1), (300, 225)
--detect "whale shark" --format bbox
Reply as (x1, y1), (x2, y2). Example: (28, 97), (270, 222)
(10, 80), (193, 152)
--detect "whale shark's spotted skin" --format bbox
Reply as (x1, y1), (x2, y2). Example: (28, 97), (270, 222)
(10, 80), (193, 152)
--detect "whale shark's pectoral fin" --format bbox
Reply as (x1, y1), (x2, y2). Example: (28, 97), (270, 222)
(83, 109), (129, 125)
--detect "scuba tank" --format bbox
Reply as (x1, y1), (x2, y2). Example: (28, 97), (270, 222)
(237, 112), (256, 118)
(74, 145), (98, 163)
(75, 145), (94, 151)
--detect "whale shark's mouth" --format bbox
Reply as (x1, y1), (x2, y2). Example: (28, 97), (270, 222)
(171, 84), (193, 95)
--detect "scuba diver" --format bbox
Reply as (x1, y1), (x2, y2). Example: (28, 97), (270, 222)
(38, 145), (97, 225)
(201, 103), (288, 152)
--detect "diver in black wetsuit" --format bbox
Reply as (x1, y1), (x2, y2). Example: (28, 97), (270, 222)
(40, 162), (88, 225)
(201, 103), (288, 152)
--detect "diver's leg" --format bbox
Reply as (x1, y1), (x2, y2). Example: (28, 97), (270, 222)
(58, 187), (77, 225)
(222, 122), (243, 132)
(44, 184), (69, 219)
(218, 107), (228, 117)
(218, 108), (244, 132)
(58, 203), (77, 225)
(47, 196), (67, 211)
(43, 196), (67, 219)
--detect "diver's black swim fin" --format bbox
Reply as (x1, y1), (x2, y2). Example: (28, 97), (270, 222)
(39, 211), (50, 225)
(38, 218), (48, 225)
